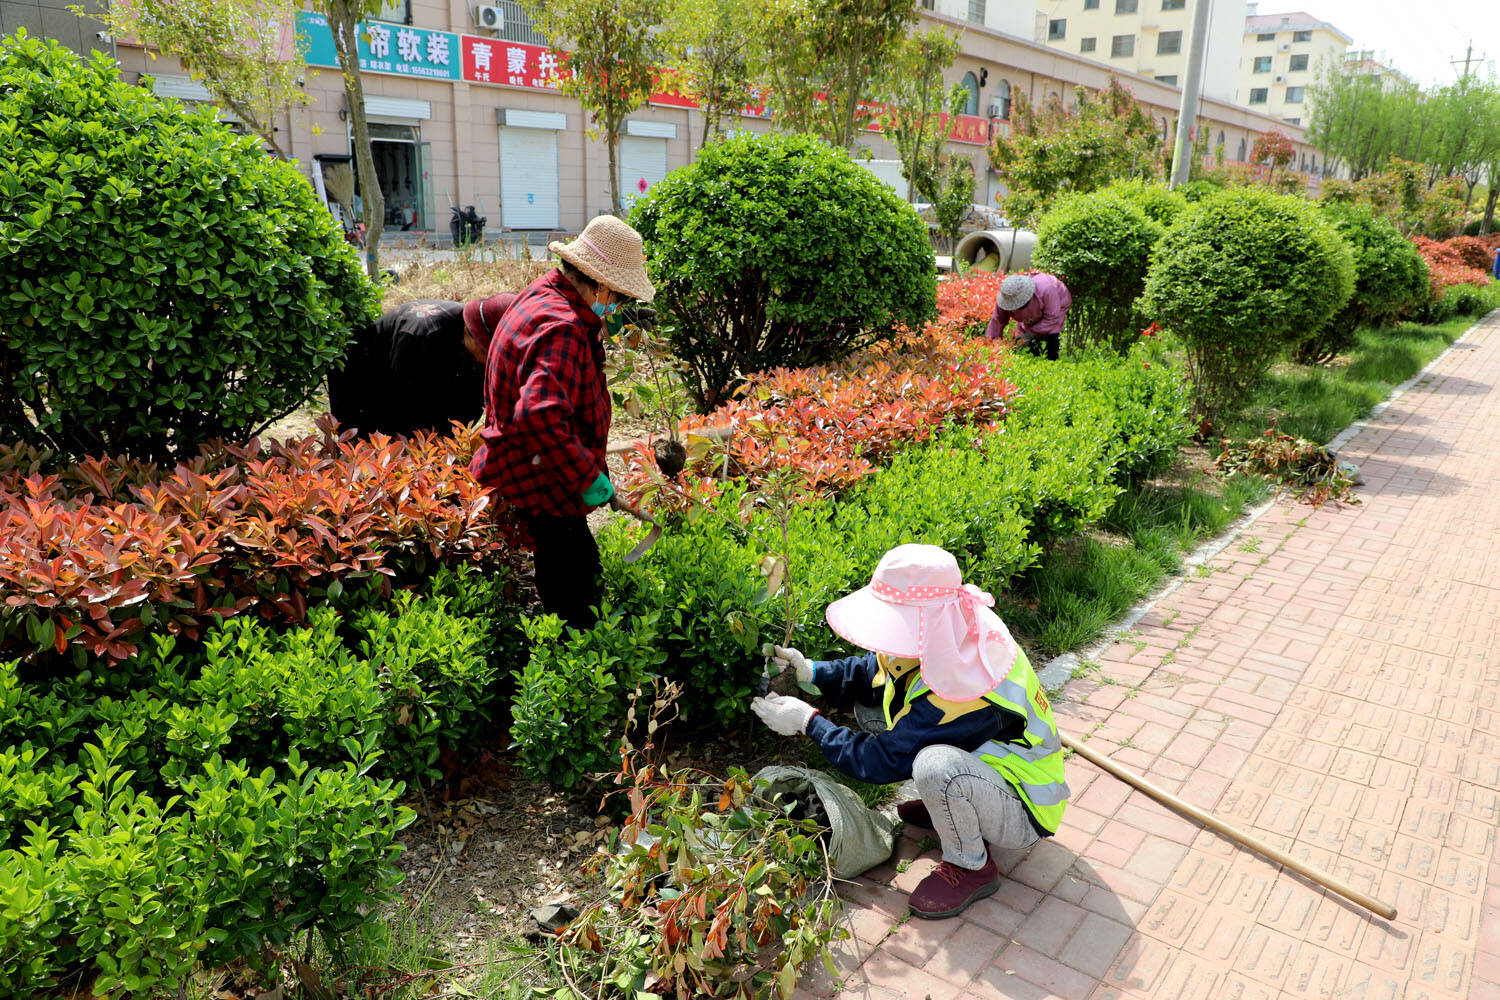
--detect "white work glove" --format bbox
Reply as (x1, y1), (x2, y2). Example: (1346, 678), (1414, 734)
(762, 643), (815, 684)
(751, 694), (817, 737)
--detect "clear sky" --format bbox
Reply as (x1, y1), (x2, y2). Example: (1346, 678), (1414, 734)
(1249, 0), (1500, 88)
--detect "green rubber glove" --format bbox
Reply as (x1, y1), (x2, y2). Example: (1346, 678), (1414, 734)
(581, 472), (614, 507)
(604, 311), (627, 338)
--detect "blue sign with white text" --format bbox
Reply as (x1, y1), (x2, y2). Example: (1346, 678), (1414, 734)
(297, 11), (461, 81)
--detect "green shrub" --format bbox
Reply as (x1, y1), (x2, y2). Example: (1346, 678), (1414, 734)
(1103, 179), (1190, 227)
(1442, 281), (1500, 318)
(1141, 187), (1355, 421)
(1295, 203), (1429, 363)
(630, 132), (936, 409)
(0, 32), (379, 461)
(510, 606), (667, 790)
(1174, 179), (1223, 203)
(1033, 189), (1164, 352)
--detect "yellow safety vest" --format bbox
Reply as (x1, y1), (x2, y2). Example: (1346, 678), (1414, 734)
(878, 650), (1070, 834)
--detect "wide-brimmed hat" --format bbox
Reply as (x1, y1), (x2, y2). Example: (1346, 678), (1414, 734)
(548, 216), (656, 303)
(462, 292), (516, 352)
(824, 544), (1020, 702)
(997, 273), (1036, 312)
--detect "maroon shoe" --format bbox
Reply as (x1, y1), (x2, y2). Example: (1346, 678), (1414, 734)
(907, 853), (999, 919)
(895, 798), (934, 829)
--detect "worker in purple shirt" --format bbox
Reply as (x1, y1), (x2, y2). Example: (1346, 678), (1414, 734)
(984, 272), (1072, 360)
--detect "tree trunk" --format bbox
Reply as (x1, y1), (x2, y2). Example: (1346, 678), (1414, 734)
(1483, 186), (1499, 235)
(607, 127), (622, 216)
(330, 0), (384, 278)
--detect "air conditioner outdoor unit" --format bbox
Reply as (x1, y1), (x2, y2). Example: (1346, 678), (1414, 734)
(987, 103), (1001, 118)
(1279, 43), (1290, 51)
(474, 4), (504, 29)
(1274, 74), (1285, 82)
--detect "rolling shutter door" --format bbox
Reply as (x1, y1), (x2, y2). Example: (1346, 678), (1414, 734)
(618, 135), (668, 209)
(499, 126), (559, 230)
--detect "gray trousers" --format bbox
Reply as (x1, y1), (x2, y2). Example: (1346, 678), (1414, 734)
(854, 704), (1038, 870)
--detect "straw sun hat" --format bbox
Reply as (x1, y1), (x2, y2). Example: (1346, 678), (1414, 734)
(548, 216), (657, 304)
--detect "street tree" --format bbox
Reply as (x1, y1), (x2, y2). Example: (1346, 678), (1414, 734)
(757, 0), (916, 149)
(661, 0), (758, 148)
(525, 0), (668, 215)
(1251, 128), (1295, 186)
(81, 0), (308, 159)
(987, 76), (1160, 227)
(317, 0), (387, 276)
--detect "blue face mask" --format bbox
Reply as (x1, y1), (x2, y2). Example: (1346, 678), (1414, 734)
(591, 300), (619, 319)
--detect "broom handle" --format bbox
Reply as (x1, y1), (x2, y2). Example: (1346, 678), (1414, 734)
(1061, 733), (1398, 920)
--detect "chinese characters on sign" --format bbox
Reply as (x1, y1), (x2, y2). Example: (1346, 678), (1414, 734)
(295, 12), (990, 144)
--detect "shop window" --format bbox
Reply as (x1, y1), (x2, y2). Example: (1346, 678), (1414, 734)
(995, 79), (1012, 119)
(960, 72), (980, 116)
(376, 0), (411, 24)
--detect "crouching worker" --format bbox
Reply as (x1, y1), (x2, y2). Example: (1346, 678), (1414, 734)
(750, 543), (1069, 919)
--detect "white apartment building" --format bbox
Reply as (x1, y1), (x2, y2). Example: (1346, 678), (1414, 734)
(1237, 7), (1352, 126)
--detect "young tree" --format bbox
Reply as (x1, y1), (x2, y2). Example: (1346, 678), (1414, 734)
(1251, 128), (1295, 186)
(756, 0), (917, 149)
(661, 0), (757, 148)
(525, 0), (667, 215)
(878, 28), (960, 201)
(987, 76), (1161, 227)
(81, 0), (309, 158)
(319, 0), (386, 277)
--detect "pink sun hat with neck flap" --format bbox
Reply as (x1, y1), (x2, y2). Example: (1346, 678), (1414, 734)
(825, 544), (1020, 703)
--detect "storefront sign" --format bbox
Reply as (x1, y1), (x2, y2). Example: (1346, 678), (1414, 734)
(297, 14), (988, 144)
(299, 12), (460, 81)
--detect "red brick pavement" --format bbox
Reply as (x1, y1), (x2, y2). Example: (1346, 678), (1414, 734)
(800, 313), (1500, 999)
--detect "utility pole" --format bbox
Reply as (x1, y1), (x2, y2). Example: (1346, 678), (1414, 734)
(1452, 41), (1484, 80)
(1168, 0), (1213, 188)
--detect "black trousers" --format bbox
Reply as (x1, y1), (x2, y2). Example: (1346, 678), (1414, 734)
(522, 512), (602, 632)
(1023, 333), (1060, 361)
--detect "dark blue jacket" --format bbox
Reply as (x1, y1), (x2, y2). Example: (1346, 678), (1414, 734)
(805, 651), (1025, 787)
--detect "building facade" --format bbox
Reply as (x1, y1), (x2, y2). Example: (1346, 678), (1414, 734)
(8, 0), (1324, 241)
(1237, 8), (1351, 127)
(1034, 0), (1244, 103)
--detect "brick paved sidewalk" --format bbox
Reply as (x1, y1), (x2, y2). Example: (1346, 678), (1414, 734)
(800, 311), (1500, 1000)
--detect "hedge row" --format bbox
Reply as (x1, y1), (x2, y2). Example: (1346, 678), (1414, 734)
(515, 345), (1192, 787)
(0, 565), (512, 996)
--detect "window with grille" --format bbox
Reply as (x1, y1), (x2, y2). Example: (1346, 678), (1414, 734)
(1111, 34), (1134, 57)
(968, 0), (985, 23)
(1249, 87), (1268, 103)
(1115, 0), (1138, 13)
(1253, 55), (1272, 72)
(1049, 18), (1067, 39)
(1157, 30), (1181, 54)
(1289, 54), (1308, 71)
(1080, 36), (1097, 52)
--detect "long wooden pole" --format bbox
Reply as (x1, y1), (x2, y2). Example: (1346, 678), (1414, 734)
(1061, 734), (1398, 920)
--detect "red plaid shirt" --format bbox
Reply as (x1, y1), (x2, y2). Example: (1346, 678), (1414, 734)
(469, 269), (610, 517)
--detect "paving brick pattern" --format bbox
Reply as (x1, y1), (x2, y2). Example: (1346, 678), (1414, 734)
(800, 314), (1500, 1000)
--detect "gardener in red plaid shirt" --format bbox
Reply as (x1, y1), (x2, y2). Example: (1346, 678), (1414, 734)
(470, 216), (656, 630)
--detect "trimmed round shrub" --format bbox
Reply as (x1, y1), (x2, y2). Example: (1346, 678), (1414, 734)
(0, 32), (378, 461)
(1295, 203), (1429, 363)
(1102, 179), (1189, 228)
(1175, 179), (1224, 203)
(1033, 188), (1163, 352)
(630, 132), (936, 410)
(1141, 187), (1355, 422)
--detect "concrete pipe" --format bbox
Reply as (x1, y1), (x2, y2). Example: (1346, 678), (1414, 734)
(953, 228), (1037, 274)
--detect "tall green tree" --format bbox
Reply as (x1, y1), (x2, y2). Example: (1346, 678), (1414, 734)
(661, 0), (757, 148)
(987, 76), (1161, 227)
(756, 0), (916, 149)
(79, 0), (308, 159)
(525, 0), (667, 215)
(878, 28), (960, 201)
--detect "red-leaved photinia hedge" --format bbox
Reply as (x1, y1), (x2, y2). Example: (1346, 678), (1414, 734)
(1412, 236), (1492, 298)
(620, 274), (1018, 507)
(0, 419), (514, 666)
